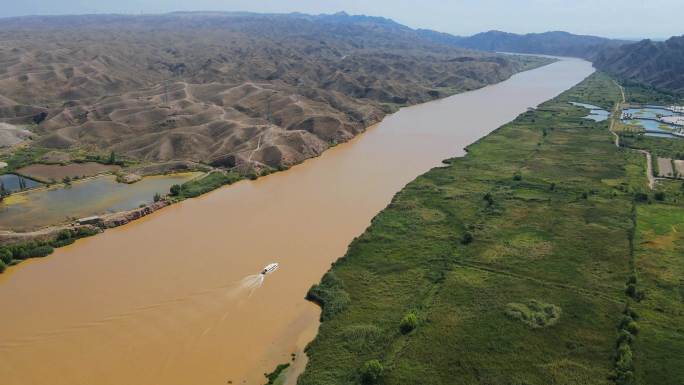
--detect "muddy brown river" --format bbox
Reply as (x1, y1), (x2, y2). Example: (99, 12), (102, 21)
(0, 58), (593, 385)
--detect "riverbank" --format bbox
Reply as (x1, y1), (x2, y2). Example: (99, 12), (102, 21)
(0, 58), (594, 385)
(297, 72), (680, 384)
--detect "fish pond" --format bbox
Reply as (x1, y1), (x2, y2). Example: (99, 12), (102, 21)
(570, 102), (610, 121)
(0, 174), (43, 193)
(0, 172), (200, 230)
(622, 107), (683, 139)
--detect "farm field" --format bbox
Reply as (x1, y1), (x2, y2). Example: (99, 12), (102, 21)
(299, 73), (684, 385)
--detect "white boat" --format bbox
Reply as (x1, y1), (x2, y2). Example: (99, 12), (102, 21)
(261, 263), (279, 275)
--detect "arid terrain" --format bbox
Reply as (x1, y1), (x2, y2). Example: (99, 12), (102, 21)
(0, 12), (543, 170)
(595, 35), (684, 94)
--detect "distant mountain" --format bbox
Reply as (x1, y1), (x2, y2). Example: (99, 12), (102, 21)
(594, 35), (684, 94)
(418, 30), (626, 59)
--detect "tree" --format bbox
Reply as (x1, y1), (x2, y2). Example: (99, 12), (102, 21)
(153, 192), (161, 202)
(0, 248), (12, 265)
(360, 360), (383, 384)
(461, 232), (474, 245)
(108, 150), (116, 165)
(63, 176), (72, 185)
(483, 192), (494, 207)
(654, 191), (665, 201)
(400, 312), (418, 334)
(170, 184), (181, 196)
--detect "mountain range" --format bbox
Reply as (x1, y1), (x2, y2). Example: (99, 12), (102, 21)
(594, 35), (684, 94)
(418, 30), (626, 59)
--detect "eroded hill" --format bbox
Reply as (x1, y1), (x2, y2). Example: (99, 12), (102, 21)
(0, 12), (546, 170)
(594, 35), (684, 95)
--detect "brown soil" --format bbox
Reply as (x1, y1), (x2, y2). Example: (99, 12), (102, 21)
(0, 12), (542, 169)
(16, 162), (120, 181)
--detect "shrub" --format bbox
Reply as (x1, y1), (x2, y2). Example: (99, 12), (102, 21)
(0, 248), (12, 264)
(0, 259), (6, 273)
(615, 342), (634, 373)
(505, 300), (561, 328)
(617, 330), (634, 346)
(170, 184), (181, 196)
(306, 272), (351, 321)
(513, 173), (522, 181)
(264, 363), (290, 385)
(400, 312), (418, 334)
(153, 192), (161, 202)
(360, 360), (383, 384)
(654, 191), (665, 201)
(341, 324), (382, 351)
(28, 245), (53, 258)
(634, 192), (649, 202)
(483, 193), (494, 207)
(461, 232), (474, 245)
(625, 321), (639, 335)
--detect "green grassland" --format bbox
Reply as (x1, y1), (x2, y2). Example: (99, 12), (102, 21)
(619, 134), (684, 160)
(299, 73), (684, 385)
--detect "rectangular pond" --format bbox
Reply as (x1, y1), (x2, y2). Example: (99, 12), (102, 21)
(0, 174), (43, 193)
(0, 172), (200, 230)
(570, 102), (610, 121)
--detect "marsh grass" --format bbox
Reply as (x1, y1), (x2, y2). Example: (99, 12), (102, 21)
(297, 73), (672, 385)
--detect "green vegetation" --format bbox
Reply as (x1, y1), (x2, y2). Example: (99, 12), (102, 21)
(0, 146), (49, 173)
(623, 82), (683, 106)
(300, 73), (684, 384)
(399, 312), (418, 334)
(169, 171), (242, 199)
(263, 363), (290, 385)
(619, 133), (684, 160)
(0, 227), (99, 273)
(360, 359), (384, 384)
(630, 203), (684, 384)
(505, 300), (562, 329)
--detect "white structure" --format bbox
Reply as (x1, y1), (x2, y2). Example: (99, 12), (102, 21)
(661, 116), (684, 127)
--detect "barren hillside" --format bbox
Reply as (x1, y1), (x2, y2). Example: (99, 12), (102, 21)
(594, 35), (684, 95)
(0, 12), (546, 169)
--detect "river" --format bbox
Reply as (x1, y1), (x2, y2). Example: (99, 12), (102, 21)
(0, 58), (594, 385)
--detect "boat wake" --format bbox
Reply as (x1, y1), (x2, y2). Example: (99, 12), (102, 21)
(0, 264), (280, 350)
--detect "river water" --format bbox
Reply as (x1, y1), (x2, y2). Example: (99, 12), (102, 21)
(0, 58), (593, 385)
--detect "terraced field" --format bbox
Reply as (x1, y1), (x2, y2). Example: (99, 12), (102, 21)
(299, 73), (684, 385)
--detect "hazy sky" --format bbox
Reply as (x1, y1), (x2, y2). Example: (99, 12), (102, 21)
(2, 0), (682, 39)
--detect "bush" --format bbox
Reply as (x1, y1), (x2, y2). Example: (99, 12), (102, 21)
(634, 192), (649, 202)
(654, 191), (665, 201)
(0, 259), (6, 273)
(153, 192), (161, 202)
(170, 184), (181, 196)
(400, 312), (418, 334)
(513, 173), (522, 181)
(360, 360), (383, 384)
(306, 272), (351, 321)
(505, 300), (561, 328)
(483, 192), (494, 207)
(625, 321), (639, 335)
(27, 245), (53, 258)
(461, 232), (474, 245)
(0, 248), (12, 264)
